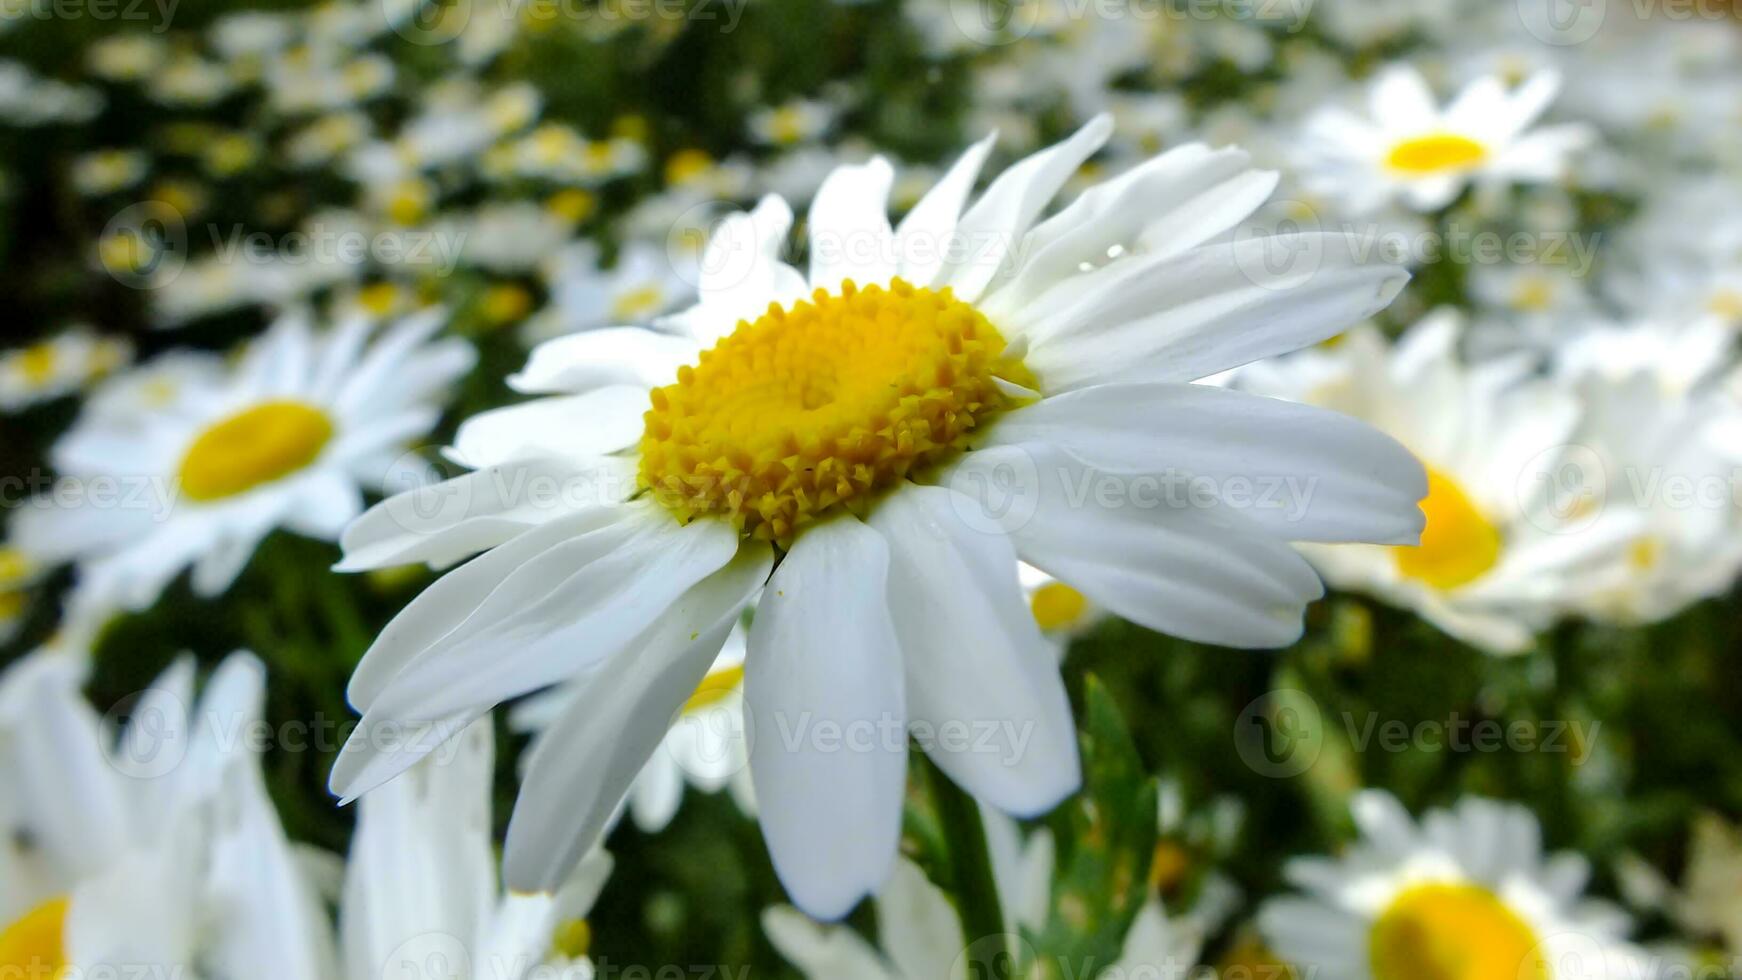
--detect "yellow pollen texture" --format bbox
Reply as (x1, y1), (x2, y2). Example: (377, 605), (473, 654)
(1385, 133), (1489, 175)
(639, 279), (1029, 544)
(179, 400), (335, 502)
(1369, 883), (1547, 980)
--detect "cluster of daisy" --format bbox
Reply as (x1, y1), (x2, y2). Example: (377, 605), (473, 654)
(2, 0), (1740, 978)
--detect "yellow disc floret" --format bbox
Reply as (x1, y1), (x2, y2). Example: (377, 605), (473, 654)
(0, 896), (70, 980)
(639, 279), (1030, 544)
(1393, 468), (1502, 591)
(1385, 133), (1489, 176)
(179, 400), (335, 502)
(1369, 882), (1547, 980)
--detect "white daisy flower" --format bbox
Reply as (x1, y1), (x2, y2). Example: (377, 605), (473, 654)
(331, 119), (1424, 919)
(1549, 318), (1742, 625)
(0, 328), (131, 413)
(340, 720), (615, 980)
(70, 149), (149, 196)
(13, 309), (474, 610)
(0, 651), (331, 980)
(512, 622), (755, 834)
(1298, 65), (1593, 215)
(1259, 791), (1657, 980)
(523, 241), (697, 345)
(748, 99), (837, 147)
(1239, 311), (1628, 654)
(0, 61), (101, 126)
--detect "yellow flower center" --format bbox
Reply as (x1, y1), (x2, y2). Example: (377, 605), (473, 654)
(178, 401), (334, 502)
(1708, 289), (1742, 321)
(639, 279), (1029, 544)
(549, 919), (591, 961)
(1369, 883), (1547, 980)
(1030, 581), (1091, 632)
(682, 663), (745, 714)
(1385, 133), (1489, 176)
(17, 343), (58, 385)
(664, 148), (715, 186)
(610, 284), (668, 322)
(0, 591), (25, 624)
(1629, 535), (1661, 571)
(1510, 277), (1555, 313)
(357, 281), (406, 317)
(480, 284), (534, 326)
(0, 548), (30, 586)
(545, 189), (597, 225)
(0, 896), (69, 980)
(1393, 469), (1502, 591)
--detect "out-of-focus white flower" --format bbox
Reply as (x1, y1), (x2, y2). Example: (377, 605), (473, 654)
(430, 201), (580, 275)
(1261, 791), (1656, 980)
(523, 240), (696, 344)
(13, 309), (474, 609)
(70, 149), (148, 196)
(1241, 311), (1627, 653)
(1298, 64), (1593, 215)
(512, 623), (755, 835)
(0, 328), (131, 413)
(0, 60), (100, 125)
(85, 34), (168, 82)
(748, 99), (837, 147)
(0, 651), (332, 980)
(339, 720), (614, 980)
(1549, 317), (1742, 624)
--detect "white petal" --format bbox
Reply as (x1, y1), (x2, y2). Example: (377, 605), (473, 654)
(342, 721), (497, 980)
(932, 114), (1114, 303)
(447, 385), (649, 468)
(344, 507), (626, 710)
(336, 456), (636, 572)
(985, 383), (1427, 545)
(761, 907), (895, 980)
(508, 327), (700, 395)
(985, 143), (1275, 316)
(1020, 234), (1409, 389)
(331, 509), (739, 800)
(807, 157), (897, 292)
(666, 195), (807, 346)
(868, 486), (1079, 815)
(943, 446), (1325, 648)
(502, 543), (771, 892)
(895, 133), (997, 286)
(747, 517), (906, 920)
(876, 859), (968, 980)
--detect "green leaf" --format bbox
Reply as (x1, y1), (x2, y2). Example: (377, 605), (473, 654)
(1027, 675), (1157, 980)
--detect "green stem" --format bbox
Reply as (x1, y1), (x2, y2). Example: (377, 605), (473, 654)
(926, 755), (1010, 972)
